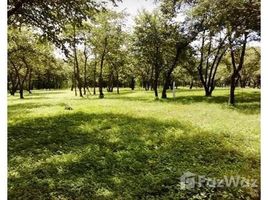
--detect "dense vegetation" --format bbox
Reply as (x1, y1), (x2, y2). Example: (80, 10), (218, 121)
(8, 0), (260, 199)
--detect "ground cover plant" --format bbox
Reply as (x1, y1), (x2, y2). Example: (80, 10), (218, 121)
(8, 88), (260, 199)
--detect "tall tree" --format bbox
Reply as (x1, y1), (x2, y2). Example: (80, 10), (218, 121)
(8, 26), (59, 98)
(197, 0), (260, 104)
(133, 11), (165, 98)
(158, 0), (204, 98)
(91, 11), (126, 98)
(196, 30), (227, 96)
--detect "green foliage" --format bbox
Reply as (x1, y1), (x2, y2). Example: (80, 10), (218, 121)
(8, 0), (120, 47)
(220, 47), (261, 88)
(8, 26), (69, 96)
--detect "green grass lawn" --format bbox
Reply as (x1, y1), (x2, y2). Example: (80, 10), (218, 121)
(8, 88), (260, 199)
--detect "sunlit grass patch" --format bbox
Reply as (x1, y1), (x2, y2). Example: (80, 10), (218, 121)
(8, 88), (260, 199)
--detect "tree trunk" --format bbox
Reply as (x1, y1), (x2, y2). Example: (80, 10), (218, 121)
(189, 80), (194, 90)
(75, 63), (83, 97)
(116, 72), (120, 94)
(150, 66), (154, 91)
(146, 81), (150, 91)
(10, 90), (16, 96)
(83, 62), (87, 95)
(93, 61), (97, 95)
(73, 68), (77, 96)
(154, 70), (159, 98)
(130, 77), (135, 90)
(205, 88), (212, 97)
(73, 23), (83, 97)
(71, 74), (74, 91)
(116, 87), (119, 94)
(228, 33), (248, 105)
(229, 75), (236, 105)
(154, 83), (158, 98)
(28, 67), (32, 94)
(107, 72), (114, 92)
(19, 87), (24, 99)
(162, 72), (171, 99)
(83, 40), (88, 95)
(98, 37), (108, 99)
(99, 58), (104, 98)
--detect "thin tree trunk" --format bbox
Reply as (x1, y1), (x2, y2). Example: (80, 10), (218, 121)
(73, 23), (83, 97)
(83, 41), (88, 95)
(71, 74), (74, 91)
(205, 88), (212, 97)
(130, 77), (135, 90)
(229, 75), (236, 105)
(28, 67), (32, 93)
(154, 69), (159, 98)
(11, 58), (30, 99)
(19, 86), (24, 99)
(93, 60), (97, 95)
(99, 37), (108, 99)
(83, 59), (87, 95)
(228, 33), (248, 105)
(189, 79), (194, 90)
(116, 72), (120, 94)
(73, 64), (77, 96)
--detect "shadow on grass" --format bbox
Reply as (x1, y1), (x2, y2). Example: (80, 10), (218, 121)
(161, 91), (260, 104)
(8, 112), (260, 199)
(103, 89), (260, 115)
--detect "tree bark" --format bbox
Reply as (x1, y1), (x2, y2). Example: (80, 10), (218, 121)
(161, 26), (201, 99)
(228, 33), (248, 105)
(198, 31), (227, 97)
(28, 67), (32, 93)
(116, 72), (120, 94)
(83, 59), (87, 95)
(229, 74), (236, 105)
(99, 37), (108, 99)
(73, 23), (83, 97)
(19, 87), (24, 99)
(130, 77), (135, 90)
(154, 69), (159, 98)
(189, 79), (194, 90)
(93, 60), (97, 95)
(161, 42), (182, 99)
(83, 41), (88, 95)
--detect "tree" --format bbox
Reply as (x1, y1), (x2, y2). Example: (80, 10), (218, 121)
(173, 48), (199, 89)
(241, 47), (260, 88)
(106, 43), (128, 94)
(158, 0), (204, 99)
(133, 10), (165, 98)
(188, 0), (229, 96)
(8, 26), (60, 98)
(221, 47), (260, 89)
(199, 0), (260, 104)
(90, 11), (126, 98)
(61, 23), (84, 97)
(196, 30), (227, 96)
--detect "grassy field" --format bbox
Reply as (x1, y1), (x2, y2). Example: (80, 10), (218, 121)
(8, 88), (260, 199)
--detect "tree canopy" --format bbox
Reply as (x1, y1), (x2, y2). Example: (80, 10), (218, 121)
(8, 0), (260, 104)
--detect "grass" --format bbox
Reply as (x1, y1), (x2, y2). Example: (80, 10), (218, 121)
(8, 87), (260, 199)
